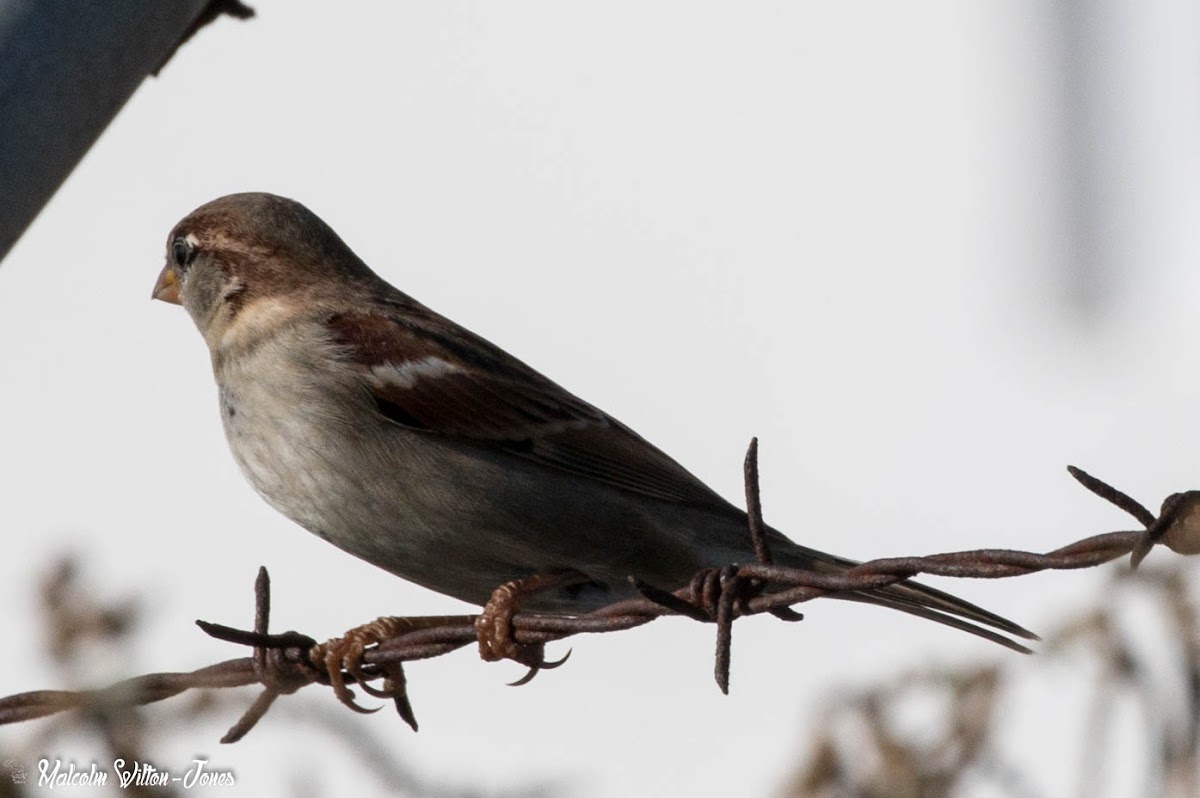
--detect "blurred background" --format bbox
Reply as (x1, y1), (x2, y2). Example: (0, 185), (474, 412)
(2, 2), (1199, 795)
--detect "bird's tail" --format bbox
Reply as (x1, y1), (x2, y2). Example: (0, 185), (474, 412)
(770, 539), (1038, 653)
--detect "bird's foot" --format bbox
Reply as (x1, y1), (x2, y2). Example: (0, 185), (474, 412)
(312, 616), (421, 727)
(476, 570), (588, 678)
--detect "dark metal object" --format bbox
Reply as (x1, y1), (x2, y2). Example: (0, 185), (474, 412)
(0, 0), (254, 264)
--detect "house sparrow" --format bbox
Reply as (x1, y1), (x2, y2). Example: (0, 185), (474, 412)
(153, 192), (1034, 651)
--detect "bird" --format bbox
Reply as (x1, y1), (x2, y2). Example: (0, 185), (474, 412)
(152, 191), (1035, 656)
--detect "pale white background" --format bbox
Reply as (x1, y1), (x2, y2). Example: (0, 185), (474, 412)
(2, 2), (1200, 796)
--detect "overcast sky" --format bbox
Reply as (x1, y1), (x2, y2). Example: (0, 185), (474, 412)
(3, 3), (1200, 796)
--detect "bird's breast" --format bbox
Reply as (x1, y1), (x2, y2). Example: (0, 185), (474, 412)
(213, 329), (423, 545)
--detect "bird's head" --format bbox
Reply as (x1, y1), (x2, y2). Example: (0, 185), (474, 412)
(153, 192), (377, 350)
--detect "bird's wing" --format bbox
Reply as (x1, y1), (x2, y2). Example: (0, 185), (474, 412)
(325, 306), (732, 510)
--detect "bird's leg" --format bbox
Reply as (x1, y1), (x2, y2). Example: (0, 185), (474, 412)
(476, 570), (591, 667)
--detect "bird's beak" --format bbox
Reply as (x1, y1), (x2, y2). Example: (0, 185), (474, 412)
(152, 263), (181, 304)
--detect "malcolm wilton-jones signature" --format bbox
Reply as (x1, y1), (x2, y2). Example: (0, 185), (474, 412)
(13, 758), (236, 789)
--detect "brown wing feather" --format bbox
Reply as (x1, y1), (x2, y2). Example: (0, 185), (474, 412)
(325, 308), (732, 510)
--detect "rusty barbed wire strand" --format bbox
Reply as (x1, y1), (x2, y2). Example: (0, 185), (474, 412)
(2, 446), (1198, 741)
(0, 660), (258, 725)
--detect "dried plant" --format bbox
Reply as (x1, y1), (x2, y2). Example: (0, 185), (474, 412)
(781, 563), (1200, 798)
(1, 556), (545, 797)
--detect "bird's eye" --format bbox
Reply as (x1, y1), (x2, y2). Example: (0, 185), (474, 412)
(171, 237), (197, 269)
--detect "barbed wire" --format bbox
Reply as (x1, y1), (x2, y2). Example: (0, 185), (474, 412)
(2, 440), (1197, 741)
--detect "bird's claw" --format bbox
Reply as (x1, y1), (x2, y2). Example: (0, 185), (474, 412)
(506, 648), (572, 687)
